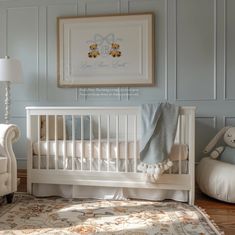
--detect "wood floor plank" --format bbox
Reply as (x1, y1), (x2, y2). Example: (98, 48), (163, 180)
(196, 191), (235, 235)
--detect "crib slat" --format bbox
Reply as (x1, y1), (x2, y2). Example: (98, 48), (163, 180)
(98, 115), (101, 172)
(107, 115), (110, 172)
(178, 115), (182, 175)
(89, 115), (92, 171)
(81, 115), (84, 171)
(171, 117), (180, 175)
(185, 114), (189, 145)
(179, 115), (185, 175)
(54, 115), (58, 170)
(125, 115), (128, 173)
(37, 115), (41, 170)
(46, 115), (49, 170)
(63, 115), (67, 170)
(72, 115), (75, 171)
(181, 115), (186, 144)
(133, 115), (137, 173)
(116, 115), (119, 172)
(188, 111), (195, 205)
(26, 111), (32, 193)
(184, 115), (189, 175)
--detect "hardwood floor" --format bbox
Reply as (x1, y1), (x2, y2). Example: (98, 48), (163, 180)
(196, 191), (235, 235)
(17, 170), (235, 235)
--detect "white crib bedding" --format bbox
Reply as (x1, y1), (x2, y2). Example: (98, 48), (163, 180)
(32, 140), (188, 161)
(32, 140), (189, 202)
(32, 154), (189, 201)
(33, 155), (188, 173)
(32, 184), (188, 202)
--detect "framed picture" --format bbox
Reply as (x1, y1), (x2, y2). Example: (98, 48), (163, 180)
(57, 13), (154, 87)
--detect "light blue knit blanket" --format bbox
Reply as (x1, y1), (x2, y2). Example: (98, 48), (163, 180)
(137, 103), (179, 182)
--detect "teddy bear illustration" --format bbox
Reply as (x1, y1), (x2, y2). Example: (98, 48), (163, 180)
(88, 43), (100, 58)
(109, 43), (122, 57)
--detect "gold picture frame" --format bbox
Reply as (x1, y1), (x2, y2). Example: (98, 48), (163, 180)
(57, 13), (155, 87)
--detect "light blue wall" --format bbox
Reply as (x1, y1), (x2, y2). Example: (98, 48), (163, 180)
(0, 0), (233, 168)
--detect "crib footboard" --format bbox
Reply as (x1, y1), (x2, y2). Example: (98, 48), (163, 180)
(26, 106), (195, 204)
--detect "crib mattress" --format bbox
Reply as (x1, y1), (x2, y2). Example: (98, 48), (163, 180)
(33, 140), (188, 161)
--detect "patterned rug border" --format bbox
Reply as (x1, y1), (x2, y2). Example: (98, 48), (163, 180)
(0, 193), (225, 235)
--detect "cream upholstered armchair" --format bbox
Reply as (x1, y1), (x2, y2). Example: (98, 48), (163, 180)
(0, 124), (20, 203)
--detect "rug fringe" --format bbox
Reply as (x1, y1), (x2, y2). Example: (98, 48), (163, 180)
(194, 205), (225, 235)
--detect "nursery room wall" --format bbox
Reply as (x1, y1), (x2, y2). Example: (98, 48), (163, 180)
(0, 0), (234, 169)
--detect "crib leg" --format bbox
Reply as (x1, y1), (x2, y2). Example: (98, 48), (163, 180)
(189, 190), (195, 205)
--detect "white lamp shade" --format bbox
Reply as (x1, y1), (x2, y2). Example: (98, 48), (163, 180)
(0, 57), (23, 83)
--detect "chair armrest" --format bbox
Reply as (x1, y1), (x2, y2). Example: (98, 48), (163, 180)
(0, 124), (20, 156)
(0, 124), (20, 193)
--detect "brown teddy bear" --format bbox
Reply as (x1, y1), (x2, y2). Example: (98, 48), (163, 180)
(109, 43), (122, 57)
(88, 43), (100, 58)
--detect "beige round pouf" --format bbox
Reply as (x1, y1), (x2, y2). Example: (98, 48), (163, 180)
(196, 157), (235, 203)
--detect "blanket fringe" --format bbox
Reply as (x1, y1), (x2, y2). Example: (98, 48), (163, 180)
(137, 159), (173, 182)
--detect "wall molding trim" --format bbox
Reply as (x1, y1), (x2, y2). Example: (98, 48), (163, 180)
(1, 0), (235, 164)
(175, 0), (217, 101)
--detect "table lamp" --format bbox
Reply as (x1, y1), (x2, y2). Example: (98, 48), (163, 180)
(0, 56), (23, 123)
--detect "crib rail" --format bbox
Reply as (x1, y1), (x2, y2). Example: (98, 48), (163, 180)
(26, 106), (195, 204)
(27, 107), (140, 172)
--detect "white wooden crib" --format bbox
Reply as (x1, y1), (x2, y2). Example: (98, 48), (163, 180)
(26, 106), (195, 204)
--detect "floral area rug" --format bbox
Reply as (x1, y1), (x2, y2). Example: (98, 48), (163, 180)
(0, 194), (223, 235)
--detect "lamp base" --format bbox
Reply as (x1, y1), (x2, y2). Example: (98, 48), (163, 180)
(4, 81), (10, 124)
